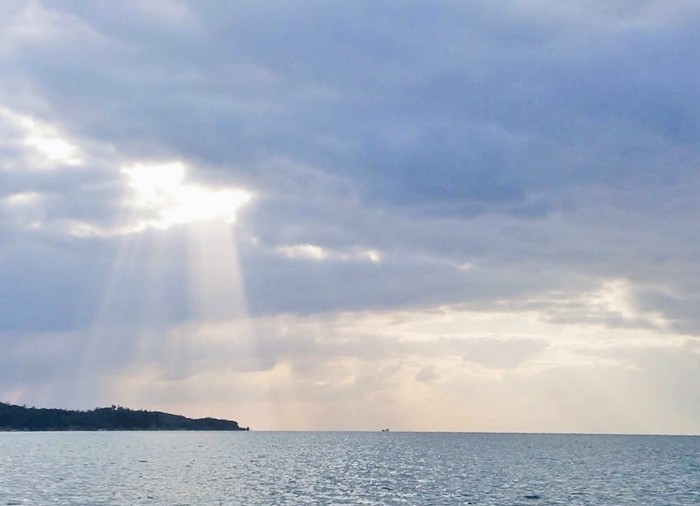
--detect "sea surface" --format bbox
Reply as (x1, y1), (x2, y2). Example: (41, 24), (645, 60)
(0, 431), (698, 505)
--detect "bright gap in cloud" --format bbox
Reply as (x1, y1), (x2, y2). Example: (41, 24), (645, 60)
(277, 243), (383, 263)
(123, 162), (251, 231)
(0, 105), (83, 167)
(24, 135), (81, 165)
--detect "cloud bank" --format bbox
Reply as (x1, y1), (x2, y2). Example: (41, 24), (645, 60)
(1, 0), (699, 433)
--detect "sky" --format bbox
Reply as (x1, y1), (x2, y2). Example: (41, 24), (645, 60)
(1, 0), (700, 434)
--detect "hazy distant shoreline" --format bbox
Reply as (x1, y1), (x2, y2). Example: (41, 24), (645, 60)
(0, 402), (248, 431)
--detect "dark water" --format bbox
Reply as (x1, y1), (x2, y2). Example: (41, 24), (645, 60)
(0, 431), (697, 505)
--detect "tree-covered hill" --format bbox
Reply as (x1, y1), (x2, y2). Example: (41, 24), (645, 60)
(0, 402), (248, 431)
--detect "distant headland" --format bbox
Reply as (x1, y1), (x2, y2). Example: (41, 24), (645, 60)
(0, 402), (249, 431)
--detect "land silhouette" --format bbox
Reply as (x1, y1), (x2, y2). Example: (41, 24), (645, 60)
(0, 402), (248, 431)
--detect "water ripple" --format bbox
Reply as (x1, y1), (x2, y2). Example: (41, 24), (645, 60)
(0, 432), (698, 505)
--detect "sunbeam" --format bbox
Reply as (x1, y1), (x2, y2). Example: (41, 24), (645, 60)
(70, 161), (264, 423)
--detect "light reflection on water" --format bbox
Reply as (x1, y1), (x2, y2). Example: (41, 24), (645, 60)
(0, 431), (698, 505)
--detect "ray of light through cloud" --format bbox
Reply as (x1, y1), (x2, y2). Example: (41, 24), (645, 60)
(65, 159), (262, 418)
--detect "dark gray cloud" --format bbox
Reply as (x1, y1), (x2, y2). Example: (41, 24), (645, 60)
(9, 1), (700, 203)
(2, 0), (698, 320)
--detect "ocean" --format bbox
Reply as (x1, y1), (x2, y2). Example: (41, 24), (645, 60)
(0, 431), (697, 505)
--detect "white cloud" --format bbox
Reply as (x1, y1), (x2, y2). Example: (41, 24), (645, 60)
(276, 243), (382, 263)
(38, 302), (689, 431)
(0, 106), (83, 167)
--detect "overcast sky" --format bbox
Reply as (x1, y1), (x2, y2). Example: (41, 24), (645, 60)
(1, 0), (700, 433)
